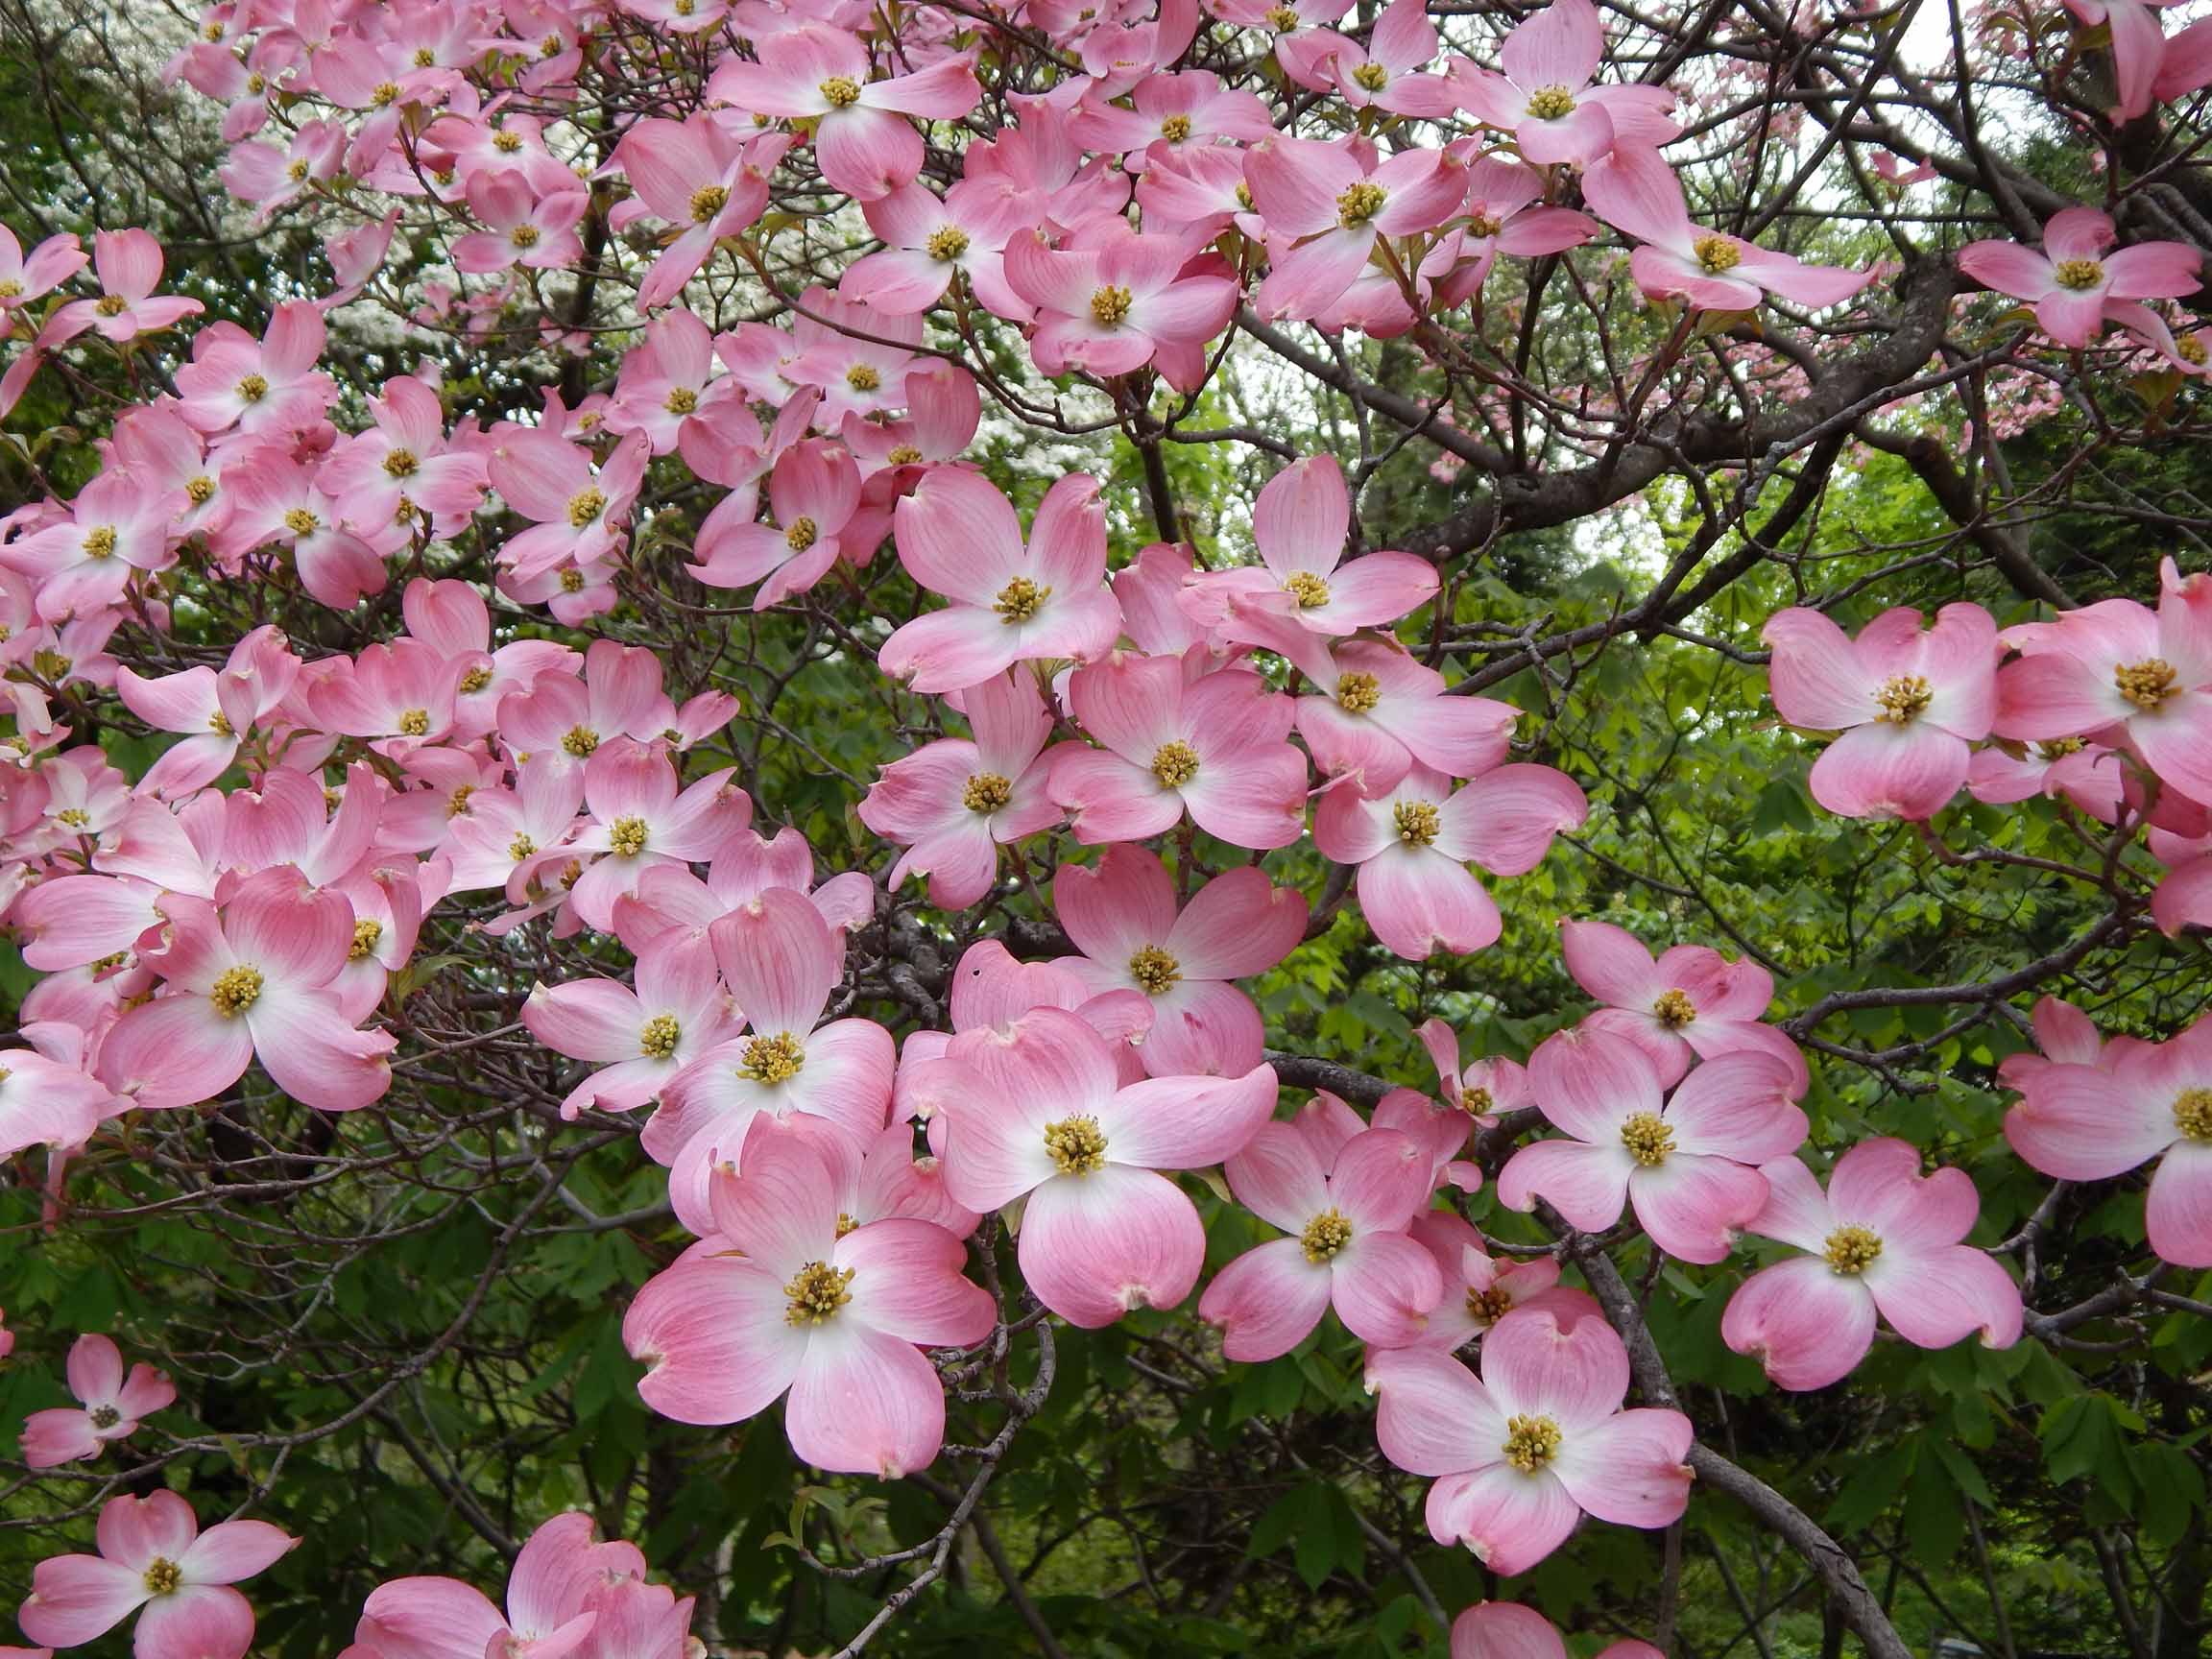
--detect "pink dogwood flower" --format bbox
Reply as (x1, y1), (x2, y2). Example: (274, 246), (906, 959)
(450, 172), (589, 275)
(880, 469), (1121, 693)
(523, 936), (739, 1120)
(1051, 843), (1307, 1077)
(173, 301), (333, 439)
(1186, 454), (1440, 644)
(931, 1007), (1278, 1326)
(1366, 1306), (1694, 1575)
(1452, 1601), (1662, 1659)
(1312, 762), (1588, 960)
(650, 887), (896, 1235)
(2005, 1014), (2212, 1267)
(19, 1334), (176, 1470)
(1558, 919), (1808, 1091)
(0, 227), (87, 312)
(97, 869), (396, 1113)
(1449, 0), (1679, 165)
(1200, 1124), (1443, 1358)
(1407, 1213), (1593, 1350)
(613, 118), (788, 309)
(623, 1130), (992, 1477)
(1958, 207), (2202, 349)
(857, 669), (1065, 911)
(708, 25), (979, 203)
(1004, 227), (1238, 380)
(46, 231), (203, 345)
(1053, 657), (1309, 850)
(1992, 559), (2212, 807)
(351, 1509), (650, 1659)
(1583, 146), (1871, 312)
(561, 741), (748, 931)
(17, 1491), (297, 1659)
(2, 471), (178, 623)
(488, 431), (649, 582)
(840, 180), (1030, 318)
(1498, 1029), (1806, 1262)
(1421, 158), (1599, 308)
(1301, 0), (1456, 113)
(0, 1046), (115, 1162)
(687, 440), (860, 608)
(1763, 602), (1999, 819)
(1722, 1137), (2023, 1389)
(1247, 137), (1467, 322)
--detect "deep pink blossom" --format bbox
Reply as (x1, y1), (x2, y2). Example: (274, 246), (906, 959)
(1367, 1306), (1694, 1575)
(1052, 843), (1307, 1077)
(1312, 762), (1587, 960)
(1052, 658), (1309, 851)
(1407, 1213), (1594, 1351)
(1584, 146), (1872, 312)
(929, 1007), (1277, 1326)
(1992, 560), (2212, 806)
(1200, 1124), (1442, 1358)
(687, 440), (859, 607)
(46, 232), (203, 346)
(1959, 208), (2202, 349)
(1558, 919), (1808, 1091)
(881, 469), (1121, 693)
(1247, 138), (1467, 322)
(623, 1130), (991, 1477)
(20, 1334), (175, 1470)
(17, 1491), (296, 1659)
(1498, 1028), (1806, 1262)
(1448, 0), (1679, 165)
(1452, 1601), (1662, 1659)
(2006, 1013), (2212, 1267)
(856, 669), (1065, 911)
(1722, 1138), (2024, 1389)
(613, 118), (787, 309)
(1763, 602), (1999, 819)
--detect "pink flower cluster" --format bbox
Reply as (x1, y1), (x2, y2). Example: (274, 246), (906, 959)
(1764, 565), (2212, 935)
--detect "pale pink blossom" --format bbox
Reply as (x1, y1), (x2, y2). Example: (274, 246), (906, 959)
(1558, 919), (1808, 1091)
(1452, 1600), (1662, 1659)
(1448, 0), (1679, 165)
(1959, 208), (2202, 349)
(1722, 1138), (2024, 1389)
(20, 1334), (176, 1469)
(1367, 1306), (1693, 1575)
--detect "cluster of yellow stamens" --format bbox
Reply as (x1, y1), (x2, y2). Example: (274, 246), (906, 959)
(1090, 285), (1133, 327)
(1651, 988), (1696, 1030)
(963, 772), (1013, 813)
(783, 1261), (855, 1325)
(638, 1013), (682, 1059)
(1393, 800), (1440, 846)
(995, 575), (1049, 624)
(1128, 945), (1181, 996)
(1619, 1111), (1674, 1166)
(1501, 1413), (1562, 1472)
(1337, 672), (1381, 713)
(1151, 740), (1201, 789)
(926, 227), (970, 262)
(2175, 1087), (2212, 1141)
(1044, 1115), (1109, 1175)
(349, 919), (383, 961)
(740, 1030), (805, 1083)
(2115, 658), (2178, 710)
(1300, 1207), (1354, 1262)
(784, 516), (819, 552)
(1873, 674), (1933, 725)
(1335, 181), (1386, 228)
(2052, 258), (2104, 292)
(1283, 570), (1331, 609)
(1822, 1224), (1883, 1274)
(608, 814), (649, 856)
(210, 964), (264, 1018)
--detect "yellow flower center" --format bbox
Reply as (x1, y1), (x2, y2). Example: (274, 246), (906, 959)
(1393, 799), (1440, 846)
(1336, 671), (1381, 712)
(560, 568), (586, 592)
(2053, 257), (2105, 291)
(1352, 61), (1389, 91)
(639, 1013), (682, 1059)
(1468, 213), (1503, 239)
(1874, 673), (1933, 724)
(283, 507), (320, 537)
(836, 1212), (859, 1237)
(661, 385), (699, 416)
(288, 159), (311, 181)
(994, 574), (1049, 623)
(1236, 182), (1255, 211)
(1620, 1111), (1674, 1166)
(87, 1403), (121, 1429)
(458, 665), (493, 695)
(1283, 570), (1331, 608)
(784, 516), (819, 552)
(1090, 284), (1134, 326)
(2175, 1087), (2212, 1141)
(493, 130), (524, 152)
(371, 80), (400, 106)
(1128, 945), (1181, 996)
(689, 183), (730, 223)
(508, 832), (537, 860)
(95, 293), (129, 316)
(740, 1030), (805, 1083)
(783, 1260), (855, 1325)
(55, 807), (89, 828)
(185, 475), (216, 505)
(609, 814), (649, 856)
(1501, 1413), (1562, 1473)
(2115, 658), (2178, 710)
(1823, 1223), (1884, 1275)
(1301, 1207), (1354, 1262)
(1044, 1114), (1110, 1174)
(1160, 113), (1192, 142)
(511, 225), (541, 250)
(846, 363), (880, 392)
(1336, 180), (1386, 228)
(208, 709), (233, 735)
(1526, 84), (1575, 119)
(963, 772), (1012, 813)
(2178, 334), (2209, 366)
(396, 708), (430, 736)
(1265, 5), (1300, 27)
(82, 524), (118, 559)
(349, 918), (383, 960)
(143, 1558), (182, 1596)
(926, 226), (970, 261)
(1465, 1285), (1514, 1325)
(1151, 739), (1200, 789)
(819, 76), (862, 106)
(562, 724), (600, 757)
(0, 279), (19, 299)
(210, 964), (264, 1018)
(566, 486), (606, 528)
(383, 446), (420, 478)
(446, 782), (478, 816)
(1651, 988), (1696, 1029)
(887, 445), (924, 465)
(2034, 736), (2084, 760)
(1695, 235), (1742, 274)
